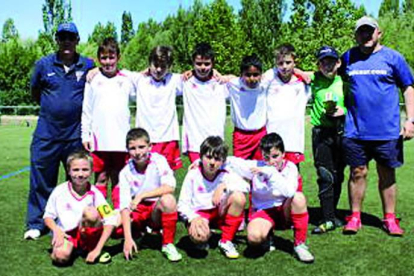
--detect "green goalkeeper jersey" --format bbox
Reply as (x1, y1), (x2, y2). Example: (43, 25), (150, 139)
(310, 72), (347, 127)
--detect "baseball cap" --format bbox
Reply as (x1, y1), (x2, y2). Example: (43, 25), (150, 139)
(355, 16), (379, 32)
(316, 46), (339, 60)
(56, 22), (79, 36)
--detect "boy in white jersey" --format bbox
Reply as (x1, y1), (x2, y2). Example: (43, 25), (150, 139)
(178, 136), (248, 259)
(82, 38), (134, 201)
(134, 46), (183, 170)
(226, 54), (267, 160)
(181, 43), (227, 163)
(117, 128), (182, 262)
(263, 44), (310, 175)
(226, 133), (314, 263)
(43, 150), (118, 265)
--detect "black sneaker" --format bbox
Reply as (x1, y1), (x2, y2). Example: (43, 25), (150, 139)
(312, 221), (335, 234)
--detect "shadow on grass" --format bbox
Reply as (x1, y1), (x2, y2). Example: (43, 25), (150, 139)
(308, 206), (383, 229)
(243, 235), (293, 259)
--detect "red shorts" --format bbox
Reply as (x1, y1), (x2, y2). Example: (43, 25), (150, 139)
(233, 127), (266, 160)
(249, 205), (291, 230)
(151, 141), (182, 170)
(130, 201), (159, 231)
(187, 151), (200, 164)
(196, 208), (224, 229)
(91, 151), (129, 173)
(284, 152), (305, 165)
(66, 226), (103, 252)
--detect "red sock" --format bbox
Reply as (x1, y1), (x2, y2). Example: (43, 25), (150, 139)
(95, 184), (108, 199)
(221, 213), (243, 242)
(111, 185), (120, 209)
(351, 211), (361, 219)
(384, 213), (396, 220)
(291, 212), (309, 246)
(161, 212), (178, 245)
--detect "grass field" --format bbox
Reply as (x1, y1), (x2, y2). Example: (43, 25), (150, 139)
(1, 122), (414, 276)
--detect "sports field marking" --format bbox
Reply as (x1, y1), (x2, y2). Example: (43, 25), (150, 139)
(0, 166), (30, 181)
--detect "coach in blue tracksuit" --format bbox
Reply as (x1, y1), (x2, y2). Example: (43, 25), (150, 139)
(24, 23), (94, 239)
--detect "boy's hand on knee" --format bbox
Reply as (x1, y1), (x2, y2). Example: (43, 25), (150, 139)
(130, 196), (142, 210)
(86, 248), (101, 263)
(189, 217), (209, 241)
(212, 183), (227, 206)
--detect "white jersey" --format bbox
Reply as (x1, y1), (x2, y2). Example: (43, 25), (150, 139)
(118, 152), (176, 210)
(81, 71), (135, 151)
(263, 69), (310, 153)
(133, 72), (182, 143)
(181, 76), (227, 153)
(226, 78), (267, 131)
(178, 167), (249, 222)
(43, 181), (117, 232)
(226, 156), (298, 211)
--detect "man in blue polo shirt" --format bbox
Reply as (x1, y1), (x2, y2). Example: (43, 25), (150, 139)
(340, 16), (414, 236)
(24, 23), (94, 240)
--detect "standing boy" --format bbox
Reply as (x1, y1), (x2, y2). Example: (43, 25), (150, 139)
(81, 37), (134, 200)
(309, 46), (347, 234)
(178, 136), (248, 259)
(226, 54), (267, 160)
(263, 44), (311, 168)
(118, 128), (182, 262)
(25, 23), (94, 239)
(181, 43), (227, 163)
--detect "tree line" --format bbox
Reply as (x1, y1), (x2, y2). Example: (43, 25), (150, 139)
(1, 0), (414, 113)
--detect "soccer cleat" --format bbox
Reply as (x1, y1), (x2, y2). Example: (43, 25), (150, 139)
(383, 217), (404, 236)
(312, 221), (335, 234)
(343, 215), (361, 235)
(24, 229), (41, 240)
(294, 243), (314, 263)
(218, 240), (240, 259)
(98, 252), (112, 264)
(161, 243), (182, 262)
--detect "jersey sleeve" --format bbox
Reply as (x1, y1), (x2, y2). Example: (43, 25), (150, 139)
(30, 59), (43, 90)
(225, 156), (257, 180)
(81, 82), (93, 143)
(224, 171), (250, 193)
(43, 187), (58, 220)
(118, 169), (132, 211)
(175, 74), (184, 96)
(93, 187), (118, 226)
(177, 171), (199, 222)
(392, 52), (414, 89)
(263, 164), (298, 198)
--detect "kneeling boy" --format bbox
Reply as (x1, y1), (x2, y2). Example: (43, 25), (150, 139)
(117, 128), (182, 262)
(178, 136), (248, 259)
(227, 133), (314, 263)
(43, 150), (118, 265)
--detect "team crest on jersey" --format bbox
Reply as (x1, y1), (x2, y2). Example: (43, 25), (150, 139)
(76, 71), (84, 82)
(65, 203), (72, 211)
(133, 181), (141, 187)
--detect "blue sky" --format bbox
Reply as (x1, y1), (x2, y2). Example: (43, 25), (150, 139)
(0, 0), (380, 42)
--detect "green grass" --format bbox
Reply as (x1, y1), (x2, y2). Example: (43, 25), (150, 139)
(1, 122), (414, 276)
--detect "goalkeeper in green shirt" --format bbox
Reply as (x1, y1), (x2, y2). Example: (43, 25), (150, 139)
(309, 46), (347, 234)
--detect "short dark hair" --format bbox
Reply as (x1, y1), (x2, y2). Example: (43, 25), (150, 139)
(97, 37), (120, 57)
(126, 128), (150, 147)
(240, 54), (262, 75)
(66, 150), (92, 171)
(260, 133), (285, 154)
(274, 43), (296, 61)
(149, 45), (173, 67)
(192, 42), (215, 62)
(200, 136), (228, 161)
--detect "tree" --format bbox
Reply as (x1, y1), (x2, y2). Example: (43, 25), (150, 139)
(2, 18), (19, 43)
(239, 0), (286, 68)
(121, 11), (134, 46)
(41, 0), (72, 36)
(379, 0), (400, 17)
(88, 22), (118, 45)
